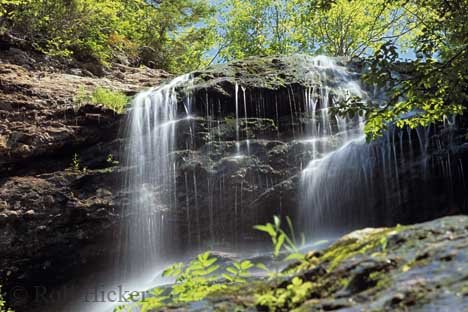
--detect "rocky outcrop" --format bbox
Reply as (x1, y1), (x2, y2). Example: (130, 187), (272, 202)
(0, 60), (168, 309)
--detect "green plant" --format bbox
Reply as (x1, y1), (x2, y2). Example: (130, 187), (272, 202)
(162, 252), (226, 303)
(0, 0), (216, 72)
(255, 276), (313, 311)
(90, 87), (128, 113)
(71, 153), (87, 173)
(254, 216), (306, 284)
(106, 154), (119, 166)
(138, 288), (169, 312)
(120, 216), (311, 311)
(74, 86), (91, 110)
(222, 260), (254, 284)
(72, 153), (81, 171)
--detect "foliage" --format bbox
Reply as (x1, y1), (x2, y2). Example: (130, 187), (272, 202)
(161, 251), (226, 303)
(254, 216), (306, 262)
(0, 0), (422, 66)
(0, 0), (216, 72)
(3, 0), (467, 144)
(106, 154), (119, 166)
(222, 260), (254, 284)
(74, 86), (128, 113)
(113, 216), (309, 311)
(216, 0), (302, 60)
(90, 87), (128, 113)
(253, 215), (307, 289)
(255, 276), (313, 311)
(252, 216), (327, 310)
(217, 0), (467, 138)
(71, 153), (81, 171)
(71, 153), (87, 173)
(138, 288), (169, 312)
(216, 0), (419, 61)
(73, 86), (89, 110)
(113, 252), (235, 311)
(332, 0), (467, 140)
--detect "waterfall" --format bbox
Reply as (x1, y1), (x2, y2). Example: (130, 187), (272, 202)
(121, 74), (192, 279)
(297, 58), (452, 238)
(120, 56), (372, 272)
(296, 56), (371, 237)
(118, 54), (463, 281)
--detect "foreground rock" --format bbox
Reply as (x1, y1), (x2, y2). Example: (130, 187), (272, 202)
(158, 215), (468, 311)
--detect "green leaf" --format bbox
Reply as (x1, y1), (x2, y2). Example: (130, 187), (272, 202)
(254, 224), (276, 238)
(256, 263), (269, 272)
(284, 252), (305, 262)
(226, 267), (238, 274)
(274, 233), (285, 256)
(240, 260), (253, 270)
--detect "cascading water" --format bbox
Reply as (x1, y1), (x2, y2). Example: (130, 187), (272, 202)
(121, 74), (192, 279)
(120, 56), (373, 265)
(297, 58), (462, 238)
(115, 54), (466, 301)
(296, 57), (372, 237)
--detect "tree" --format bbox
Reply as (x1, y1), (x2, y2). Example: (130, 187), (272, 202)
(333, 0), (467, 140)
(131, 0), (216, 72)
(216, 0), (301, 61)
(302, 0), (419, 57)
(0, 0), (216, 73)
(214, 0), (418, 61)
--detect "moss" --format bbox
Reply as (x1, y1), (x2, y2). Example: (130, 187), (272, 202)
(401, 254), (431, 273)
(369, 271), (392, 291)
(321, 226), (405, 270)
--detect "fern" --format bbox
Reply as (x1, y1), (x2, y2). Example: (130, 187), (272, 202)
(255, 277), (313, 310)
(162, 252), (225, 303)
(222, 260), (253, 284)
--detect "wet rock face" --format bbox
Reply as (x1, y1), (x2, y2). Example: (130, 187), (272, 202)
(133, 55), (356, 252)
(167, 118), (311, 251)
(148, 55), (468, 252)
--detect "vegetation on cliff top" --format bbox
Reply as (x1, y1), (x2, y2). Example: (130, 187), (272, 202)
(1, 0), (465, 140)
(0, 0), (215, 73)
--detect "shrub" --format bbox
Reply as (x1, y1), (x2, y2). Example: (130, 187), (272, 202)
(0, 0), (216, 72)
(74, 86), (128, 113)
(90, 87), (128, 113)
